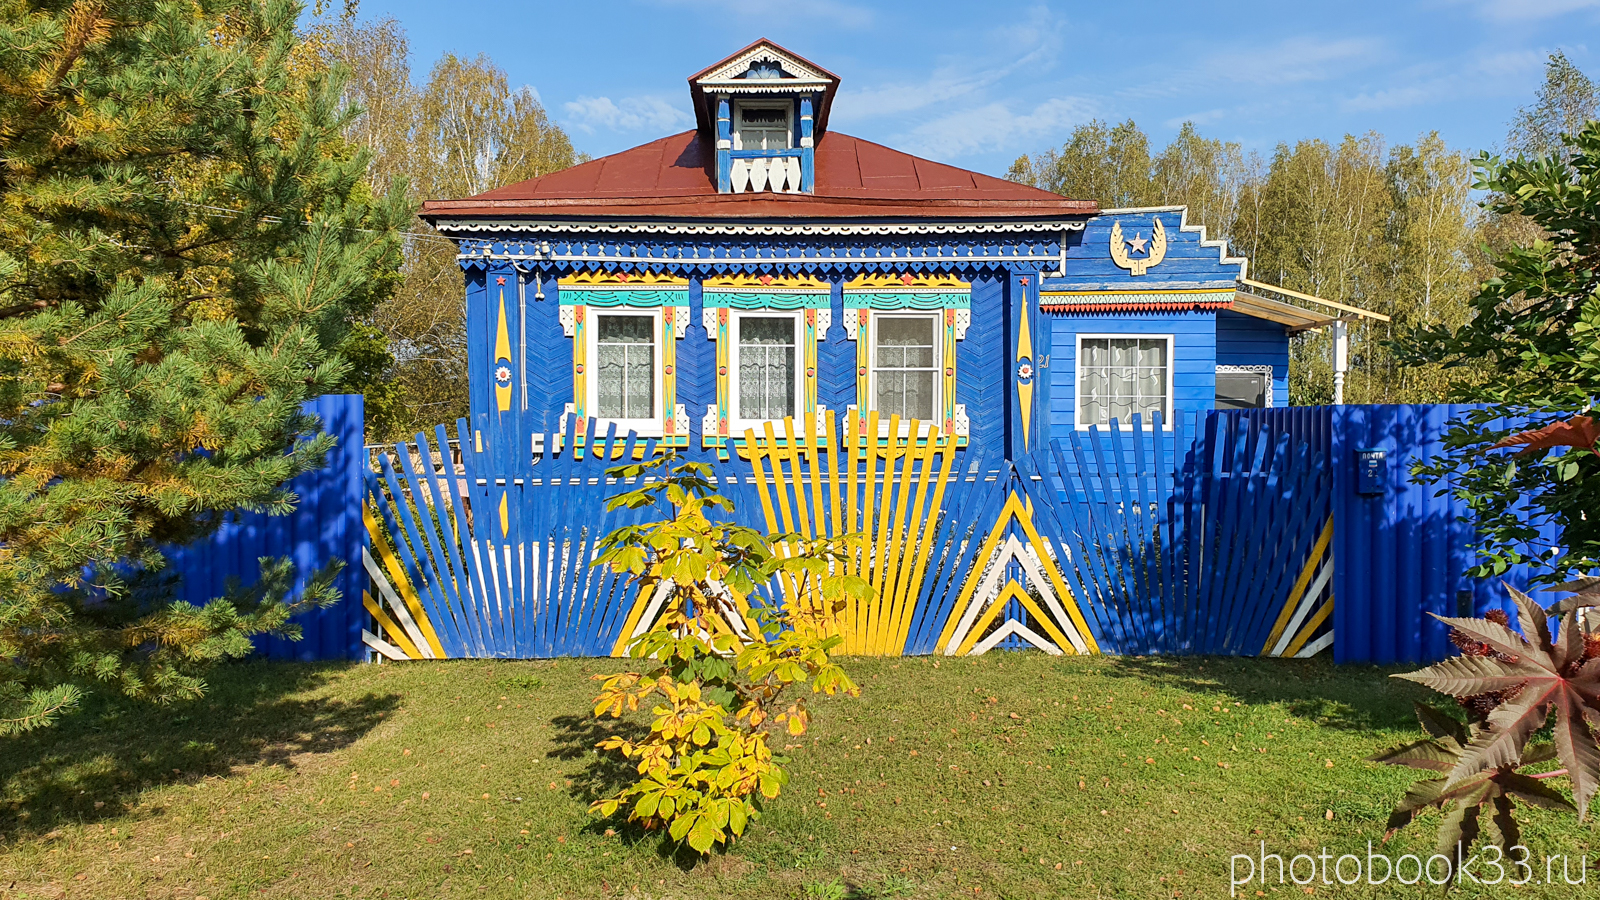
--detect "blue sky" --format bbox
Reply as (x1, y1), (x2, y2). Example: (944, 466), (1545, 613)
(349, 0), (1597, 176)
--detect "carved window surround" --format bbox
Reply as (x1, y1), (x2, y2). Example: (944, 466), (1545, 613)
(557, 271), (690, 446)
(700, 274), (831, 457)
(842, 273), (971, 446)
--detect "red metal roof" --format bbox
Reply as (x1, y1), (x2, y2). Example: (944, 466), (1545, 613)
(421, 130), (1096, 222)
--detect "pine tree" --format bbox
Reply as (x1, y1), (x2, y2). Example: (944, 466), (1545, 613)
(0, 0), (408, 732)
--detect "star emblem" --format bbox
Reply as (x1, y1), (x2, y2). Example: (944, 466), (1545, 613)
(1127, 233), (1149, 254)
(495, 276), (506, 285)
(900, 273), (915, 285)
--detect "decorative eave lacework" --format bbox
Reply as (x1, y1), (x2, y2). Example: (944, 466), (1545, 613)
(461, 235), (1065, 278)
(437, 219), (1086, 237)
(1039, 288), (1235, 314)
(695, 45), (833, 91)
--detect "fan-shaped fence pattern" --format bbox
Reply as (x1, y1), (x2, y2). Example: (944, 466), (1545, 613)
(361, 406), (1332, 660)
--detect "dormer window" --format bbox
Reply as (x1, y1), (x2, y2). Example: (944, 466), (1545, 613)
(734, 103), (791, 151)
(692, 40), (837, 195)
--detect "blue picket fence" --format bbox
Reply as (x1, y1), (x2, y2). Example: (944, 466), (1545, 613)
(365, 414), (1024, 659)
(362, 407), (1334, 660)
(165, 394), (369, 661)
(1033, 409), (1333, 658)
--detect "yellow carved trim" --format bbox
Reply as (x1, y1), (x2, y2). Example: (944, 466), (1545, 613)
(702, 273), (829, 290)
(740, 414), (956, 655)
(557, 270), (690, 286)
(843, 272), (970, 290)
(1283, 601), (1333, 658)
(494, 290), (513, 412)
(1263, 516), (1334, 655)
(939, 493), (1099, 656)
(362, 590), (423, 660)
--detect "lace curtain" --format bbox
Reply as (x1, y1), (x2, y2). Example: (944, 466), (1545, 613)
(1078, 337), (1167, 426)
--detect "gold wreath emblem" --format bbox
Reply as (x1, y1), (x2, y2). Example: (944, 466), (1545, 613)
(1109, 218), (1167, 276)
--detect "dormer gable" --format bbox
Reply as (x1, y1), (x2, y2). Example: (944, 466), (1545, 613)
(687, 39), (840, 195)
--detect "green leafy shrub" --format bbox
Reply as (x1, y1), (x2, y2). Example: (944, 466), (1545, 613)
(588, 457), (868, 854)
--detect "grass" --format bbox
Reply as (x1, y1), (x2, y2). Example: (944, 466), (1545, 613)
(0, 654), (1595, 899)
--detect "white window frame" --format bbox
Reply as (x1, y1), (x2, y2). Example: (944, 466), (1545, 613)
(1074, 333), (1174, 430)
(732, 100), (793, 151)
(585, 307), (665, 437)
(868, 312), (943, 436)
(728, 309), (803, 433)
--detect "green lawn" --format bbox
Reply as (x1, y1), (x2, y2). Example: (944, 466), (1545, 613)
(0, 654), (1594, 899)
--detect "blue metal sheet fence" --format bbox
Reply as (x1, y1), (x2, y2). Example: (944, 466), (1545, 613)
(165, 394), (368, 661)
(1329, 404), (1561, 665)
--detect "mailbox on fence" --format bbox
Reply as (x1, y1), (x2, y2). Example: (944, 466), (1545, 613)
(1355, 447), (1387, 495)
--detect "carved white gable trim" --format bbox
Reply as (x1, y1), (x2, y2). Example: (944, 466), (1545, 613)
(696, 46), (832, 93)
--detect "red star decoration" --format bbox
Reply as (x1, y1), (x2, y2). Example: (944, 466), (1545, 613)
(900, 273), (915, 285)
(495, 276), (506, 285)
(758, 274), (774, 286)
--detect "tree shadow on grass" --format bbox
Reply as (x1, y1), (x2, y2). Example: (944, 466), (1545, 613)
(1091, 654), (1428, 735)
(546, 712), (715, 870)
(0, 660), (399, 837)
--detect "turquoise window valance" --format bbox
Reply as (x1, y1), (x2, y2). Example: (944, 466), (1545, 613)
(558, 287), (689, 307)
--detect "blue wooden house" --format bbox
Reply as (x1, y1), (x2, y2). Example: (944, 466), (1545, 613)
(421, 40), (1366, 460)
(364, 40), (1396, 663)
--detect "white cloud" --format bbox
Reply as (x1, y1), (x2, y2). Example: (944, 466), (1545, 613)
(1340, 48), (1547, 113)
(898, 96), (1096, 159)
(562, 95), (693, 134)
(1206, 36), (1386, 88)
(1470, 0), (1600, 21)
(830, 6), (1065, 123)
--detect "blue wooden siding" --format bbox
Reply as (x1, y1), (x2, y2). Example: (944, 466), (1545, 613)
(527, 272), (572, 433)
(522, 272), (1011, 451)
(1061, 211), (1238, 288)
(817, 281), (854, 413)
(1046, 311), (1217, 438)
(960, 274), (1009, 449)
(1215, 310), (1290, 403)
